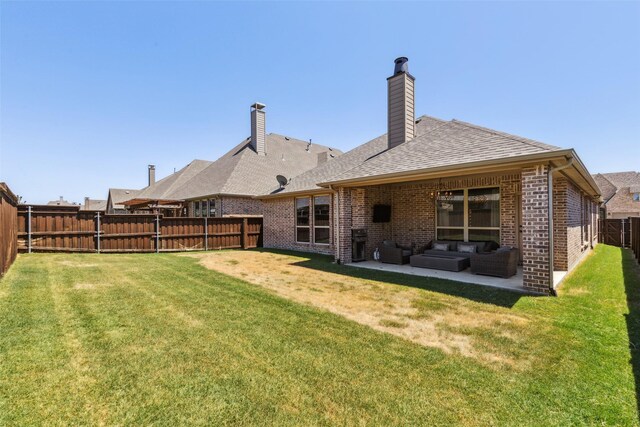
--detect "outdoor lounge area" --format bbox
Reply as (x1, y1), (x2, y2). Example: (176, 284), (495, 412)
(348, 260), (569, 294)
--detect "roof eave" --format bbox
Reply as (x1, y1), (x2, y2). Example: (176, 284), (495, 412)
(317, 150), (600, 194)
(258, 188), (330, 200)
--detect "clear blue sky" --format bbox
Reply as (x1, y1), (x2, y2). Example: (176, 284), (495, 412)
(1, 1), (639, 204)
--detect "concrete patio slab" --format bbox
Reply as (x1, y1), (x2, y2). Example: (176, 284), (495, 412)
(346, 261), (568, 295)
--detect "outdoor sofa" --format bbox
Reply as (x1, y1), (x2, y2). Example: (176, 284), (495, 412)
(470, 247), (519, 278)
(379, 240), (413, 265)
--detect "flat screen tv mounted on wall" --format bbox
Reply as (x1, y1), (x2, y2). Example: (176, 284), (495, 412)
(372, 204), (391, 223)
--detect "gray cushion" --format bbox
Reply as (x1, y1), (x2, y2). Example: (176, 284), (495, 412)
(497, 246), (512, 252)
(433, 243), (449, 251)
(383, 240), (397, 248)
(402, 249), (412, 256)
(457, 243), (477, 254)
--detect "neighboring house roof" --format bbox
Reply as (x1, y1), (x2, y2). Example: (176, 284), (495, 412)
(271, 116), (445, 196)
(592, 174), (618, 203)
(606, 187), (640, 216)
(81, 199), (107, 211)
(597, 171), (640, 188)
(161, 134), (341, 200)
(47, 198), (76, 206)
(321, 118), (563, 185)
(592, 171), (640, 215)
(131, 160), (213, 202)
(108, 188), (141, 210)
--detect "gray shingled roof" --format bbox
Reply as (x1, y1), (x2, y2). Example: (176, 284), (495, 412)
(592, 171), (640, 214)
(108, 188), (141, 210)
(168, 134), (341, 199)
(322, 118), (562, 185)
(47, 198), (76, 206)
(133, 160), (213, 201)
(80, 199), (107, 211)
(275, 116), (445, 195)
(592, 174), (618, 203)
(598, 171), (640, 188)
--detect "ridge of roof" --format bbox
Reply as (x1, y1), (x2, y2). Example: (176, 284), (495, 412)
(450, 119), (561, 151)
(166, 132), (340, 199)
(320, 116), (565, 186)
(270, 116), (446, 196)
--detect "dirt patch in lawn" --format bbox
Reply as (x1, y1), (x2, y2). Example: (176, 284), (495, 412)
(73, 282), (111, 290)
(190, 251), (534, 369)
(59, 260), (99, 268)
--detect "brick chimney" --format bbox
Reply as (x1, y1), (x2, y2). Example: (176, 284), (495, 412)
(84, 197), (90, 209)
(148, 165), (156, 186)
(387, 57), (415, 150)
(251, 103), (266, 155)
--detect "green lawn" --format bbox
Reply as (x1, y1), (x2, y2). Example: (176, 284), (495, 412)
(0, 245), (638, 426)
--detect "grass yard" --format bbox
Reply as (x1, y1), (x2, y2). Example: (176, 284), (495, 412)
(0, 245), (638, 425)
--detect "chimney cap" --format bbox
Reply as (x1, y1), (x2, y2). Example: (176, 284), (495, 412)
(251, 102), (266, 110)
(389, 57), (414, 80)
(394, 57), (409, 74)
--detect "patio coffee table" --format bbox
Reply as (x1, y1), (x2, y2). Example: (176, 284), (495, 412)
(409, 254), (470, 272)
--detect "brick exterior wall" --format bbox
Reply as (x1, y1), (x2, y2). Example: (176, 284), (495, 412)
(566, 180), (585, 270)
(359, 173), (521, 260)
(261, 168), (596, 295)
(262, 195), (334, 255)
(219, 197), (263, 217)
(337, 187), (352, 263)
(552, 177), (599, 271)
(264, 173), (522, 262)
(521, 165), (551, 294)
(553, 177), (568, 270)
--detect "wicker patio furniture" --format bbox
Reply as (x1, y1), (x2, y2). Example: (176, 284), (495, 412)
(470, 247), (519, 278)
(379, 240), (413, 265)
(409, 254), (470, 272)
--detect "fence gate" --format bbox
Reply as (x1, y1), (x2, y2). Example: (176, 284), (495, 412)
(599, 218), (630, 247)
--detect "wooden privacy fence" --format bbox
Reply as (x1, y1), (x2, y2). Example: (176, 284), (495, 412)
(598, 218), (631, 248)
(17, 205), (262, 253)
(0, 183), (18, 276)
(631, 217), (640, 263)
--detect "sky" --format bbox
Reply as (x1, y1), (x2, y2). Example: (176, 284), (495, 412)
(1, 1), (639, 204)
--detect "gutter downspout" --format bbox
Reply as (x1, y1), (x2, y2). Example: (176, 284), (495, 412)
(329, 185), (340, 263)
(548, 157), (574, 296)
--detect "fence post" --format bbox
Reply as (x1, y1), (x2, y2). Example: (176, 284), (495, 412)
(27, 205), (32, 254)
(242, 217), (248, 249)
(204, 217), (208, 251)
(95, 211), (101, 253)
(155, 214), (160, 253)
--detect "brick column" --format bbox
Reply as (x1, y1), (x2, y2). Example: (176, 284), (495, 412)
(521, 165), (551, 294)
(336, 187), (352, 263)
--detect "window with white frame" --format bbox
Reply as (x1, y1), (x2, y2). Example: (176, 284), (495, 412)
(436, 187), (500, 243)
(314, 195), (330, 244)
(296, 197), (310, 243)
(194, 200), (201, 217)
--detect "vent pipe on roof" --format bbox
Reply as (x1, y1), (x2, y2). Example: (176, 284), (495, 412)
(387, 57), (415, 150)
(251, 103), (266, 155)
(148, 165), (156, 186)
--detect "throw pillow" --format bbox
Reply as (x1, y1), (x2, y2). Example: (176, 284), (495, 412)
(457, 243), (477, 254)
(433, 243), (449, 251)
